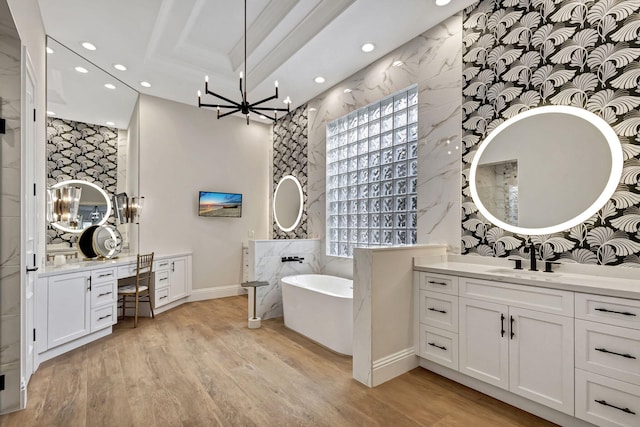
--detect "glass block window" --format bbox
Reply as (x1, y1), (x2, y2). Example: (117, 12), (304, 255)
(326, 85), (418, 257)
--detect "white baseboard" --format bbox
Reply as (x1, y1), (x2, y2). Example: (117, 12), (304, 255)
(187, 284), (247, 302)
(371, 347), (419, 387)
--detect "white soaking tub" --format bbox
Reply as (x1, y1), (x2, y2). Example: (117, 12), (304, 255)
(281, 274), (353, 356)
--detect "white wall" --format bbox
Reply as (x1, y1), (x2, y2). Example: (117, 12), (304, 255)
(138, 95), (271, 290)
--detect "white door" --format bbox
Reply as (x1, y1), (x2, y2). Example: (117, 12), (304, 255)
(47, 272), (91, 348)
(459, 297), (509, 389)
(22, 49), (38, 386)
(508, 306), (574, 415)
(169, 257), (187, 301)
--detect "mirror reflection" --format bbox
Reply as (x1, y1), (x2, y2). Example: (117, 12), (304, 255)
(470, 106), (623, 235)
(45, 37), (139, 251)
(49, 179), (112, 233)
(274, 175), (303, 232)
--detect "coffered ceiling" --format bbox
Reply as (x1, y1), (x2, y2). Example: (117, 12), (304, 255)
(38, 0), (475, 123)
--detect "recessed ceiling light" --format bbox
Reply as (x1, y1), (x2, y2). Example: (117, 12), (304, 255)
(140, 81), (151, 88)
(344, 88), (352, 93)
(309, 107), (317, 112)
(75, 66), (88, 73)
(314, 76), (326, 84)
(104, 83), (116, 90)
(46, 111), (55, 116)
(361, 43), (375, 53)
(46, 47), (54, 54)
(435, 0), (451, 5)
(392, 60), (404, 67)
(81, 42), (97, 51)
(106, 121), (115, 126)
(259, 115), (267, 120)
(113, 64), (127, 71)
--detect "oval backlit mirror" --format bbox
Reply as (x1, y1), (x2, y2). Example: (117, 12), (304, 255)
(469, 106), (623, 235)
(49, 179), (112, 234)
(274, 175), (303, 232)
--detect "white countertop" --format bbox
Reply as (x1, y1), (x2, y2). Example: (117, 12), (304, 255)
(414, 254), (640, 300)
(39, 251), (192, 278)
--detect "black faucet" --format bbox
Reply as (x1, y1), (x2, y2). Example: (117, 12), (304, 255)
(281, 256), (304, 263)
(526, 242), (538, 271)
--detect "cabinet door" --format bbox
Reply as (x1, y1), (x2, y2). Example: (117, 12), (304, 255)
(169, 257), (187, 301)
(459, 297), (509, 389)
(47, 272), (91, 349)
(509, 306), (574, 415)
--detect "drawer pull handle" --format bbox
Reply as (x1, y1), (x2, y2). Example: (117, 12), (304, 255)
(427, 280), (447, 286)
(428, 342), (447, 351)
(594, 399), (636, 415)
(98, 273), (112, 278)
(595, 347), (637, 359)
(501, 313), (505, 338)
(427, 307), (447, 314)
(98, 291), (113, 297)
(160, 296), (168, 300)
(160, 278), (168, 282)
(159, 263), (169, 267)
(595, 308), (636, 317)
(98, 314), (112, 321)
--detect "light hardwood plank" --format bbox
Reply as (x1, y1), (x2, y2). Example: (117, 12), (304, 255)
(0, 296), (556, 426)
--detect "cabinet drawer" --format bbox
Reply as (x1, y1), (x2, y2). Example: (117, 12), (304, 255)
(419, 290), (458, 333)
(419, 272), (458, 295)
(576, 293), (640, 330)
(117, 263), (137, 279)
(575, 369), (640, 427)
(459, 277), (573, 316)
(91, 305), (116, 332)
(576, 319), (640, 385)
(418, 324), (458, 371)
(91, 281), (117, 308)
(155, 287), (170, 307)
(155, 270), (170, 289)
(154, 259), (172, 271)
(91, 267), (117, 284)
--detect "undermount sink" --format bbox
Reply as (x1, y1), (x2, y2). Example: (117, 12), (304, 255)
(486, 268), (562, 281)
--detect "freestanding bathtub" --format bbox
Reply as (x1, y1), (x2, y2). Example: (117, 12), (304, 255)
(281, 274), (353, 356)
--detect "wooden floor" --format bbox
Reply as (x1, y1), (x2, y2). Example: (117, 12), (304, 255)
(1, 296), (556, 427)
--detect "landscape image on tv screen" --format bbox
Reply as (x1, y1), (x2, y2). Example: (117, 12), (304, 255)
(198, 191), (242, 218)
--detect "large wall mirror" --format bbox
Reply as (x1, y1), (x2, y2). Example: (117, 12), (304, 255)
(46, 37), (139, 255)
(469, 105), (623, 235)
(274, 175), (304, 232)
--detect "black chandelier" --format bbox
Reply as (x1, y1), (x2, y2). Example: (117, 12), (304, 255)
(197, 0), (291, 125)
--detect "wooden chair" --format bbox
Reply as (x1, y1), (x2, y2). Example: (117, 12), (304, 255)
(118, 252), (155, 327)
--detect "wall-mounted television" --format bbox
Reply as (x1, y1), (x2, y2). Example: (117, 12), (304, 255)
(198, 191), (242, 218)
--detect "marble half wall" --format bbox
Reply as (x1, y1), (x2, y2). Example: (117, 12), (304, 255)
(306, 14), (463, 277)
(248, 239), (321, 319)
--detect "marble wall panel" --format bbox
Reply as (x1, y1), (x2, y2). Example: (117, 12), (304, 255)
(249, 239), (321, 319)
(306, 14), (463, 276)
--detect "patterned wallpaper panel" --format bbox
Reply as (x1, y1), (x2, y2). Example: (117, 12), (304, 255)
(461, 0), (640, 266)
(46, 118), (118, 244)
(272, 105), (308, 239)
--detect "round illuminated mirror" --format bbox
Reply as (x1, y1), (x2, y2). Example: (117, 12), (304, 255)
(49, 179), (112, 234)
(469, 106), (623, 235)
(274, 175), (303, 232)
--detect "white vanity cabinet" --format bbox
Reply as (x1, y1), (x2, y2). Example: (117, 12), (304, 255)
(574, 293), (640, 427)
(153, 256), (190, 307)
(416, 272), (459, 370)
